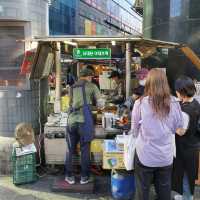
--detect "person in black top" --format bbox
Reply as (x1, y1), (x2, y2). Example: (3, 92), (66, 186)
(172, 76), (200, 200)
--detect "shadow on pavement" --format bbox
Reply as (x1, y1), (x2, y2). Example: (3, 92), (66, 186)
(15, 175), (112, 200)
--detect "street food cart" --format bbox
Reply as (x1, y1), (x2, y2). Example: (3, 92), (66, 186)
(28, 36), (200, 172)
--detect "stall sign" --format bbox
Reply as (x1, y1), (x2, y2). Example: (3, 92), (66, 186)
(73, 48), (111, 60)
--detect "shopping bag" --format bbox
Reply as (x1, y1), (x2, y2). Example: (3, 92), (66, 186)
(123, 134), (136, 171)
(172, 134), (176, 157)
(182, 111), (190, 130)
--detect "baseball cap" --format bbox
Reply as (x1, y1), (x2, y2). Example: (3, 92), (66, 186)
(80, 68), (94, 77)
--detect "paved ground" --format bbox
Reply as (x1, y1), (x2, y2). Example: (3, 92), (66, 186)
(0, 175), (113, 200)
(1, 174), (200, 200)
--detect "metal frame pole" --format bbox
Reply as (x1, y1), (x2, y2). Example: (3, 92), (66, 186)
(77, 62), (80, 78)
(54, 42), (61, 113)
(126, 42), (131, 99)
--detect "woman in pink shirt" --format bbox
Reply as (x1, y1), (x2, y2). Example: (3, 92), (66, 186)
(131, 69), (184, 200)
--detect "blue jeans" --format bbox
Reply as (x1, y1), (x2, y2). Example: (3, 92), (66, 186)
(65, 123), (91, 177)
(183, 173), (193, 200)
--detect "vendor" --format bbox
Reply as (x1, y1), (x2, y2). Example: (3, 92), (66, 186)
(65, 67), (101, 185)
(108, 70), (125, 105)
(86, 65), (100, 88)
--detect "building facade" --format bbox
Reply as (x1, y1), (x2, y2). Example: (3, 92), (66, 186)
(0, 0), (49, 81)
(143, 0), (200, 87)
(49, 0), (77, 35)
(49, 0), (142, 36)
(0, 0), (49, 137)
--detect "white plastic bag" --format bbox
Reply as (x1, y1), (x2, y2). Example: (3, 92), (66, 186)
(123, 134), (136, 171)
(182, 111), (190, 130)
(172, 134), (176, 158)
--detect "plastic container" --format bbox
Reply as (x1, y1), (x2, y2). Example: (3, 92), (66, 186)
(12, 149), (37, 185)
(111, 170), (135, 200)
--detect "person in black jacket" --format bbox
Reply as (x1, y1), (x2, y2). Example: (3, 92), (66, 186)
(172, 76), (200, 200)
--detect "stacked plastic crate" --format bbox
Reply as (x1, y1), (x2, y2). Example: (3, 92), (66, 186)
(12, 147), (37, 185)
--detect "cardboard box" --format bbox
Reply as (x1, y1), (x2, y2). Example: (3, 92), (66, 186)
(103, 152), (125, 169)
(102, 140), (125, 169)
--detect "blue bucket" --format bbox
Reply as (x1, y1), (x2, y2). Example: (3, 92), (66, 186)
(111, 170), (135, 200)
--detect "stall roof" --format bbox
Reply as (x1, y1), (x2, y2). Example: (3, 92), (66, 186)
(31, 35), (181, 48)
(29, 36), (200, 79)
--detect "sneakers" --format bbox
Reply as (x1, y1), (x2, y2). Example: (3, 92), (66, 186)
(173, 195), (183, 200)
(65, 176), (75, 184)
(65, 176), (93, 185)
(80, 176), (93, 185)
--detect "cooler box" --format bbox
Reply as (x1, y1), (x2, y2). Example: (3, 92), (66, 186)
(103, 140), (125, 169)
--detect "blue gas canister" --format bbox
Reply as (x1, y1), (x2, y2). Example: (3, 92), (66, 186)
(111, 170), (135, 200)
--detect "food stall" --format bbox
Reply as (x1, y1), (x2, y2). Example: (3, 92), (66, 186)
(28, 36), (200, 171)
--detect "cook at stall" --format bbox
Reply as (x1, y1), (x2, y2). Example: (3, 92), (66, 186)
(65, 67), (102, 185)
(108, 70), (125, 105)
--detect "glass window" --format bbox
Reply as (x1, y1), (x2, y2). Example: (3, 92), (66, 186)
(85, 19), (92, 35)
(91, 22), (96, 35)
(103, 0), (142, 34)
(49, 0), (76, 35)
(189, 0), (200, 19)
(170, 0), (181, 17)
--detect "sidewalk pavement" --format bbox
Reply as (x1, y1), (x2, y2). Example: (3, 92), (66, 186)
(1, 175), (200, 200)
(0, 175), (112, 200)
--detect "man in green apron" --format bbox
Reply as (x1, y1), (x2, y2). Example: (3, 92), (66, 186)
(65, 67), (101, 185)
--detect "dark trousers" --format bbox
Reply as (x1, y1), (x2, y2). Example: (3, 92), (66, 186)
(65, 123), (91, 177)
(134, 153), (172, 200)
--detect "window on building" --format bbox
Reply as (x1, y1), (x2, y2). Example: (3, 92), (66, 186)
(189, 0), (200, 19)
(170, 0), (181, 17)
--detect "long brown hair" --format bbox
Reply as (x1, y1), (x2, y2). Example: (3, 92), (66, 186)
(145, 69), (171, 117)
